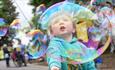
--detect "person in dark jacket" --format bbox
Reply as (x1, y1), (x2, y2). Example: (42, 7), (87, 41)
(3, 47), (10, 67)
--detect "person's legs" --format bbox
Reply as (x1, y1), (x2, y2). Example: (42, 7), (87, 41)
(6, 58), (10, 67)
(21, 55), (27, 66)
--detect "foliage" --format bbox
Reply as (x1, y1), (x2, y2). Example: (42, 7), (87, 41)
(0, 0), (18, 46)
(0, 0), (18, 24)
(28, 0), (64, 29)
(31, 14), (39, 29)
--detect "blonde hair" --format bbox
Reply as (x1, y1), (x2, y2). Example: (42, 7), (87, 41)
(47, 11), (76, 36)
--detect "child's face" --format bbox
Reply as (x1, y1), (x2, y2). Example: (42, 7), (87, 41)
(50, 15), (75, 36)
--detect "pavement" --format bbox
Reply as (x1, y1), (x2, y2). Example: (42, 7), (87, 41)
(0, 60), (48, 70)
(97, 53), (115, 70)
(0, 53), (114, 70)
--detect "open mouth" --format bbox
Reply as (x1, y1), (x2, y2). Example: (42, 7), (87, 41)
(60, 26), (65, 31)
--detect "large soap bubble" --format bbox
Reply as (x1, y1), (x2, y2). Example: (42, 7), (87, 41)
(39, 1), (111, 64)
(27, 29), (47, 59)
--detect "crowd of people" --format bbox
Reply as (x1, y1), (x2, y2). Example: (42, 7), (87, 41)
(0, 39), (27, 67)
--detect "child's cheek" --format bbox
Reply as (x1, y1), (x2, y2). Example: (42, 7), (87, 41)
(51, 29), (59, 36)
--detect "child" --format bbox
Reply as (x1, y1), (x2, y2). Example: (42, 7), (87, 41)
(46, 11), (96, 70)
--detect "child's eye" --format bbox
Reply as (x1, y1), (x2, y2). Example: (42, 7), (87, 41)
(51, 19), (59, 25)
(54, 20), (59, 25)
(51, 20), (59, 25)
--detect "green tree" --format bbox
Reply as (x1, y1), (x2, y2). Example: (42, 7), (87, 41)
(29, 0), (64, 29)
(29, 0), (65, 15)
(0, 0), (18, 46)
(0, 0), (18, 24)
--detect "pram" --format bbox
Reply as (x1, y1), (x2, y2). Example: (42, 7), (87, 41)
(11, 51), (23, 67)
(11, 49), (27, 67)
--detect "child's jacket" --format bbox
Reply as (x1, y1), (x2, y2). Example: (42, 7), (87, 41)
(47, 37), (97, 70)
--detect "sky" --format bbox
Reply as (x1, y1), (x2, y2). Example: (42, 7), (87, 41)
(12, 0), (34, 28)
(11, 0), (34, 45)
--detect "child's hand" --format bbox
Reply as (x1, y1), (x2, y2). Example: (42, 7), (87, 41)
(51, 66), (60, 70)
